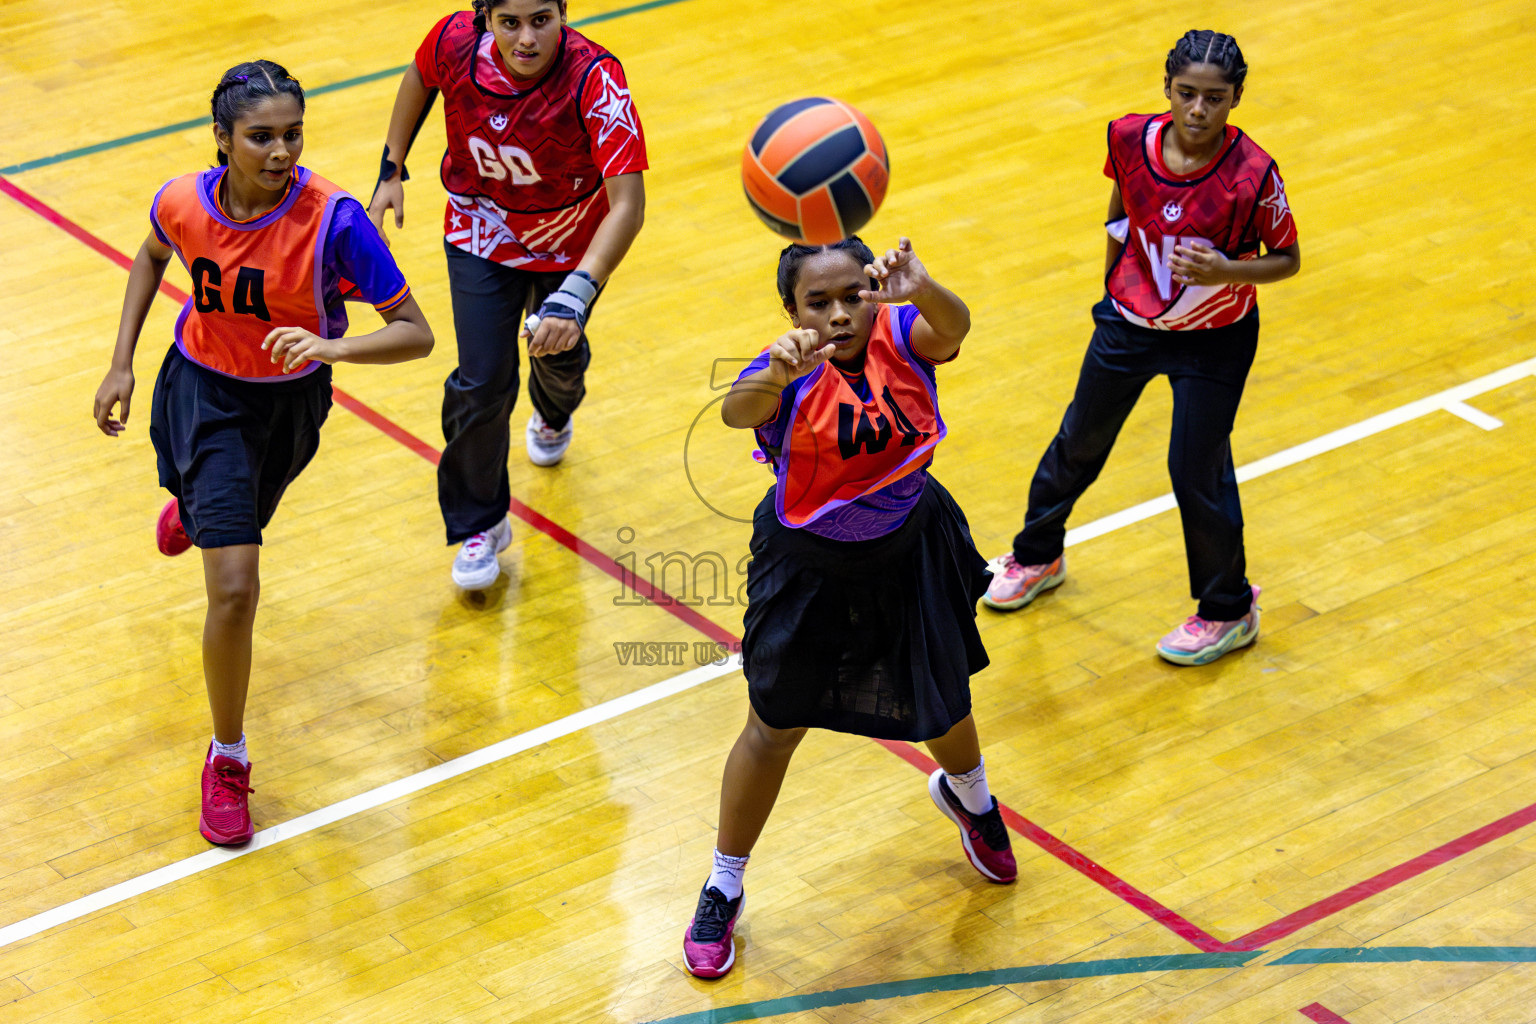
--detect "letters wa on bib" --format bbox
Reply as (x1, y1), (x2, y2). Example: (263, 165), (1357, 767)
(737, 304), (992, 742)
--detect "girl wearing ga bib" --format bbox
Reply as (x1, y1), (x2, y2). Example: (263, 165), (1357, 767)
(93, 61), (434, 846)
(680, 236), (1017, 980)
(985, 30), (1301, 668)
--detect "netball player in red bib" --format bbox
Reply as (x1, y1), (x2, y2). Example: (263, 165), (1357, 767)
(681, 237), (1015, 979)
(93, 61), (434, 844)
(985, 31), (1301, 666)
(369, 0), (648, 590)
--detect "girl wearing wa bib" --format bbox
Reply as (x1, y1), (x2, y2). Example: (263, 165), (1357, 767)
(681, 236), (1017, 979)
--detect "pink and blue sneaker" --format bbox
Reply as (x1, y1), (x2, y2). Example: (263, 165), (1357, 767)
(1156, 585), (1262, 666)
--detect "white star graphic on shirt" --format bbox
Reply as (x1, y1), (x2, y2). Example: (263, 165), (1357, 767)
(1258, 177), (1290, 231)
(586, 67), (638, 147)
(450, 213), (465, 229)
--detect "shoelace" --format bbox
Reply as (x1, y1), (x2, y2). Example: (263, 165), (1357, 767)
(966, 806), (1010, 851)
(690, 887), (737, 940)
(208, 763), (253, 803)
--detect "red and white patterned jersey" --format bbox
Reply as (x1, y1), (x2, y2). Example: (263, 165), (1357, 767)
(1104, 112), (1296, 330)
(414, 13), (648, 272)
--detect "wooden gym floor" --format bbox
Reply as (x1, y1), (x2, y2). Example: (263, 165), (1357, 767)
(3, 0), (1536, 1020)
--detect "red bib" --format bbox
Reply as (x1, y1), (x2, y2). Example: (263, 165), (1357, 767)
(774, 305), (944, 527)
(153, 167), (350, 381)
(1105, 113), (1295, 330)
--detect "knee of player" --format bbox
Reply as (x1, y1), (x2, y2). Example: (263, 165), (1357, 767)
(746, 715), (806, 753)
(206, 565), (261, 616)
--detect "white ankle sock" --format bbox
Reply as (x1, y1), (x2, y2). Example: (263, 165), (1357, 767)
(211, 735), (248, 766)
(946, 757), (993, 815)
(707, 849), (749, 900)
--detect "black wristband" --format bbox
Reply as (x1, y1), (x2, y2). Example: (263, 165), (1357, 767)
(378, 144), (410, 185)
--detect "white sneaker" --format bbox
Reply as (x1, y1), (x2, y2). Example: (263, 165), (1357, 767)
(451, 518), (512, 589)
(526, 411), (573, 466)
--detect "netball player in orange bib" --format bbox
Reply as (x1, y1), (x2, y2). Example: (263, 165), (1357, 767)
(680, 237), (1015, 979)
(369, 0), (647, 591)
(93, 61), (434, 845)
(985, 31), (1301, 666)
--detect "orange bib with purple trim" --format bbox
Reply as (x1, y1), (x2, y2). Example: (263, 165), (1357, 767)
(773, 305), (945, 528)
(153, 167), (351, 381)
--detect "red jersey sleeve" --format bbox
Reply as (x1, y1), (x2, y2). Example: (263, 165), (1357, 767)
(1103, 151), (1115, 180)
(579, 58), (648, 179)
(414, 14), (456, 89)
(1256, 164), (1298, 250)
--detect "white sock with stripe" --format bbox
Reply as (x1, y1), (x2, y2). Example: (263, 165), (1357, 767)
(946, 757), (993, 815)
(210, 735), (248, 767)
(707, 849), (749, 900)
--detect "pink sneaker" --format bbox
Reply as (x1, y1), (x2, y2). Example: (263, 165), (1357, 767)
(157, 499), (192, 556)
(200, 747), (254, 845)
(682, 885), (744, 978)
(928, 769), (1017, 883)
(1156, 586), (1262, 666)
(982, 554), (1065, 610)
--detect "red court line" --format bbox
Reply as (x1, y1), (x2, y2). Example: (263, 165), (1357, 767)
(1, 172), (733, 646)
(1299, 1003), (1354, 1023)
(1228, 800), (1536, 951)
(12, 170), (1536, 960)
(2, 174), (140, 272)
(874, 738), (1226, 952)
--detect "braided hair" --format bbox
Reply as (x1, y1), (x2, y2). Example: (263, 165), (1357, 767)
(210, 60), (305, 166)
(776, 237), (878, 313)
(1165, 30), (1247, 89)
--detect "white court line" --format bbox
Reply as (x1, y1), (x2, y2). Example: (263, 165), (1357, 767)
(1444, 401), (1504, 431)
(0, 658), (741, 952)
(1057, 356), (1536, 548)
(5, 354), (1535, 954)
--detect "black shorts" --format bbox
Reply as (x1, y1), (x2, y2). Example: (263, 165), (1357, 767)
(148, 346), (333, 548)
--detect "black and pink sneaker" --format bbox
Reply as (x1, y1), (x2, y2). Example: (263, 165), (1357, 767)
(682, 885), (744, 978)
(928, 769), (1017, 883)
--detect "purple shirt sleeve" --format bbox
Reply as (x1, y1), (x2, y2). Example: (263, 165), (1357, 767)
(149, 179), (175, 248)
(736, 350), (803, 455)
(324, 198), (410, 310)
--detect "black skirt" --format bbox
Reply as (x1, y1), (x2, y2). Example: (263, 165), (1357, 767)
(742, 476), (991, 742)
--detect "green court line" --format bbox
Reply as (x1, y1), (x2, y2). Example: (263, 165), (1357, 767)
(1272, 946), (1536, 966)
(0, 0), (692, 177)
(643, 947), (1536, 1024)
(639, 953), (1259, 1024)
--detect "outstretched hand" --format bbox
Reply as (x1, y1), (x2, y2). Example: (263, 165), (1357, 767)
(767, 328), (835, 381)
(859, 237), (931, 303)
